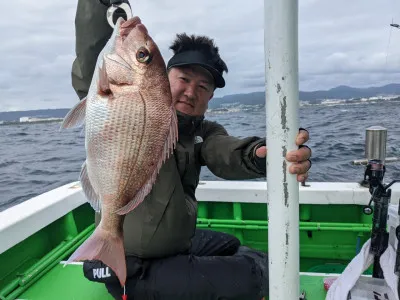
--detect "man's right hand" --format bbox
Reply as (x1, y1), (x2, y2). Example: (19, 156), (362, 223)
(98, 0), (131, 24)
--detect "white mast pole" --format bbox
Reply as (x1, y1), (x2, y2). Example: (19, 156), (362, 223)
(264, 0), (300, 299)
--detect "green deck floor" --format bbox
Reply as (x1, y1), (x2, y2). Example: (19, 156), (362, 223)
(18, 263), (113, 300)
(2, 201), (370, 299)
(17, 263), (329, 299)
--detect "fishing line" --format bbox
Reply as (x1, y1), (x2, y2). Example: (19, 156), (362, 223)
(122, 285), (127, 300)
(384, 24), (392, 70)
(385, 0), (398, 70)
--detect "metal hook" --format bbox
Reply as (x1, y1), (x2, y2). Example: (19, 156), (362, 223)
(106, 3), (133, 29)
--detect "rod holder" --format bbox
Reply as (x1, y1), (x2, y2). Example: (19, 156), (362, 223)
(351, 126), (391, 166)
(365, 126), (387, 163)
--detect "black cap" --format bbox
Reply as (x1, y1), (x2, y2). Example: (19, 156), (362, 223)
(167, 50), (226, 88)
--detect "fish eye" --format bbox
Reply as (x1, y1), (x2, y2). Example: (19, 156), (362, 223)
(136, 47), (151, 64)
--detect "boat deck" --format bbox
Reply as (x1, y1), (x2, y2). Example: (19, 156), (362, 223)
(1, 182), (380, 300)
(18, 262), (112, 299)
(17, 262), (329, 299)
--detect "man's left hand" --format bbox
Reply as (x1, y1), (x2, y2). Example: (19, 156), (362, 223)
(255, 128), (312, 182)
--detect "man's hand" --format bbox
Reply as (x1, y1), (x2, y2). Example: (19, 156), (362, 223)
(255, 128), (311, 182)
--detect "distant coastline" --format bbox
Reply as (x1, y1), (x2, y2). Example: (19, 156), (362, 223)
(1, 83), (400, 121)
(0, 118), (63, 126)
(207, 83), (400, 109)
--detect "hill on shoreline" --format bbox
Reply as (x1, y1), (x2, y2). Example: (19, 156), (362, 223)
(208, 83), (400, 108)
(1, 83), (400, 121)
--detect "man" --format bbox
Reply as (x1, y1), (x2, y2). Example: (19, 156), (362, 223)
(72, 0), (312, 299)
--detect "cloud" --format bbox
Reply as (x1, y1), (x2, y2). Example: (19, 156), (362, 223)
(0, 0), (399, 111)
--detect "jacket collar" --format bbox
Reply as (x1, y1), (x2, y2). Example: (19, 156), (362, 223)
(176, 110), (204, 136)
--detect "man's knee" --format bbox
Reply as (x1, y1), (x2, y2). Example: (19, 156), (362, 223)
(82, 247), (268, 299)
(212, 230), (241, 251)
(235, 246), (269, 297)
(191, 229), (241, 256)
(105, 253), (265, 299)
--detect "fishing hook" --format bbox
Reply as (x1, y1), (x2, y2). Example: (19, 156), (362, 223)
(107, 2), (133, 29)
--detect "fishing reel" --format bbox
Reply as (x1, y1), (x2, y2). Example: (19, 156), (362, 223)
(362, 159), (399, 215)
(362, 159), (386, 215)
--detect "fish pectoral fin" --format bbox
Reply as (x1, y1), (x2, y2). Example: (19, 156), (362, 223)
(80, 161), (101, 212)
(115, 182), (153, 215)
(60, 97), (86, 129)
(162, 106), (179, 163)
(115, 106), (179, 216)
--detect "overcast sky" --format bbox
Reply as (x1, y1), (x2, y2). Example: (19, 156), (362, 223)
(1, 0), (400, 112)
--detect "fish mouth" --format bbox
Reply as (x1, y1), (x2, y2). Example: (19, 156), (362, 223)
(120, 16), (147, 40)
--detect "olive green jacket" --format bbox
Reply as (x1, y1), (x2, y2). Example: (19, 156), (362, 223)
(71, 0), (266, 258)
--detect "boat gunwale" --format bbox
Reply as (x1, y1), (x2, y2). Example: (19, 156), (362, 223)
(1, 180), (399, 255)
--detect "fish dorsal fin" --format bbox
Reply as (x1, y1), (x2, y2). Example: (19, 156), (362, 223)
(60, 97), (87, 129)
(115, 106), (178, 215)
(80, 161), (101, 212)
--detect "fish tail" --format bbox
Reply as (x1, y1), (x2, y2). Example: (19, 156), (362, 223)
(65, 226), (127, 287)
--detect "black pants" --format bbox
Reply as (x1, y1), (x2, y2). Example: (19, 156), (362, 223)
(83, 229), (268, 300)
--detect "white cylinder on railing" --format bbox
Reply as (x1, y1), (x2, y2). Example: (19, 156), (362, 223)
(264, 0), (300, 298)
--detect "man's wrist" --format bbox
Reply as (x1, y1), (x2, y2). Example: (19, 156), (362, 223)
(99, 0), (130, 7)
(251, 142), (266, 174)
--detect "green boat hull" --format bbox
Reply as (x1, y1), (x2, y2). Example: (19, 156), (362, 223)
(0, 200), (373, 299)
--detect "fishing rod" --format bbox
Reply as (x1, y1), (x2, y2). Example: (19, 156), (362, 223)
(352, 157), (400, 166)
(357, 126), (400, 297)
(362, 160), (400, 299)
(396, 205), (400, 298)
(362, 159), (399, 278)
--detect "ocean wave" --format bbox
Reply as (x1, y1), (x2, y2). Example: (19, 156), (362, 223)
(0, 160), (19, 168)
(6, 132), (29, 136)
(301, 96), (400, 108)
(1, 100), (400, 212)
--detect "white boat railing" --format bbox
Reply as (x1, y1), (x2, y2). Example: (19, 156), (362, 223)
(1, 180), (399, 256)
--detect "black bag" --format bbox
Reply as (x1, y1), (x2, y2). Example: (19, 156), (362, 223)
(82, 256), (146, 284)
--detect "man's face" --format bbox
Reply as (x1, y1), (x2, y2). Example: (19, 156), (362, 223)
(168, 65), (215, 116)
